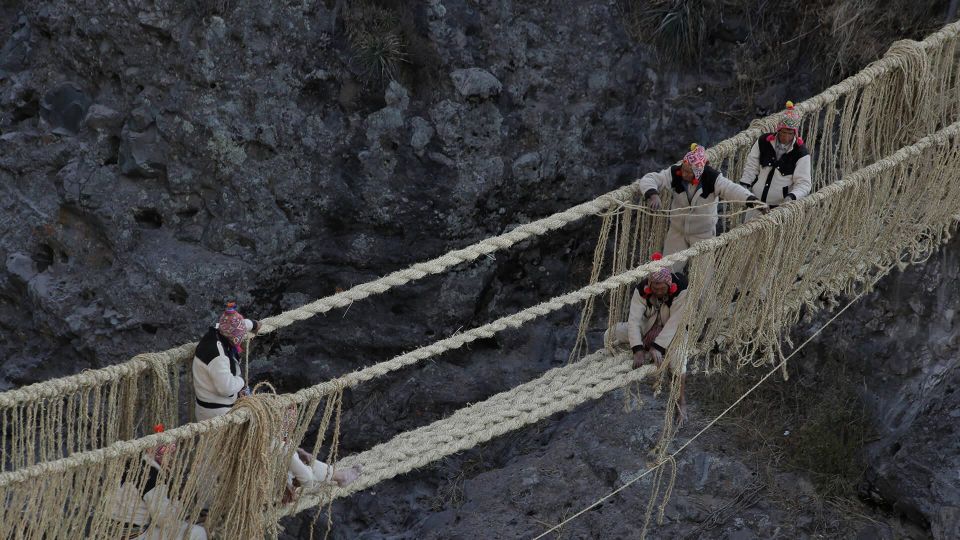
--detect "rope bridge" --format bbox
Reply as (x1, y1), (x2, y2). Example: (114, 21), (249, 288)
(0, 19), (957, 473)
(0, 19), (958, 539)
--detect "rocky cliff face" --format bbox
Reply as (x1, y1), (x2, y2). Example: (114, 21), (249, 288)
(817, 235), (960, 538)
(0, 1), (956, 538)
(1, 0), (776, 387)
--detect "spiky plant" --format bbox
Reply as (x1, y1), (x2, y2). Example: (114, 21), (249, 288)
(640, 0), (710, 64)
(344, 3), (410, 85)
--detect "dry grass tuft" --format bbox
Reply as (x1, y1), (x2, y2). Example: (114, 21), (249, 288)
(688, 357), (874, 498)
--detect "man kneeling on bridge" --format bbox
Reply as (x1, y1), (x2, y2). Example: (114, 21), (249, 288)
(606, 254), (690, 421)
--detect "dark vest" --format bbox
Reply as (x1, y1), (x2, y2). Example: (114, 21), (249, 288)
(755, 134), (809, 179)
(119, 463), (161, 500)
(671, 164), (721, 198)
(195, 327), (240, 375)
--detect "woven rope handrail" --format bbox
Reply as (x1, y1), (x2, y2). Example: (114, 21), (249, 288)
(0, 21), (958, 539)
(2, 19), (955, 410)
(2, 117), (957, 488)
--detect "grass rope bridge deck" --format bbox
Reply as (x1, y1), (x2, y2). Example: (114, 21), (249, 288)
(1, 18), (956, 473)
(1, 116), (958, 538)
(0, 19), (959, 540)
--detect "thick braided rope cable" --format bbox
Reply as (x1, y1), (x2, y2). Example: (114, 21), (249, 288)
(0, 188), (634, 407)
(1, 118), (958, 490)
(0, 145), (957, 539)
(2, 18), (956, 415)
(533, 267), (886, 540)
(280, 351), (656, 517)
(256, 184), (641, 334)
(0, 343), (196, 408)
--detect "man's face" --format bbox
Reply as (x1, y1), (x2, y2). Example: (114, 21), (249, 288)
(650, 281), (669, 299)
(154, 445), (177, 468)
(680, 161), (696, 183)
(777, 128), (796, 145)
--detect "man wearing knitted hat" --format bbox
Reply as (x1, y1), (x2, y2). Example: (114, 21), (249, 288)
(738, 101), (812, 220)
(640, 143), (762, 271)
(109, 424), (207, 539)
(192, 302), (261, 421)
(606, 253), (691, 420)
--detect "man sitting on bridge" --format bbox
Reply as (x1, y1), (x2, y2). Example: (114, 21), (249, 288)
(192, 302), (260, 421)
(606, 254), (690, 421)
(109, 424), (207, 540)
(641, 143), (762, 272)
(738, 100), (812, 220)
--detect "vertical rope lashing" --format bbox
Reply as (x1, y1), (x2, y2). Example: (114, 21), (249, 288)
(0, 23), (957, 539)
(0, 124), (959, 537)
(0, 20), (956, 479)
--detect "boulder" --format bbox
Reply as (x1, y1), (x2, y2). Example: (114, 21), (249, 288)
(85, 104), (124, 132)
(39, 82), (91, 135)
(119, 106), (167, 177)
(450, 68), (502, 100)
(0, 18), (32, 74)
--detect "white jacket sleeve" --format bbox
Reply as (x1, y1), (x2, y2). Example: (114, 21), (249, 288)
(142, 484), (184, 528)
(788, 154), (812, 199)
(209, 343), (246, 397)
(653, 289), (688, 352)
(310, 460), (333, 484)
(715, 174), (757, 202)
(738, 141), (761, 187)
(637, 167), (673, 199)
(289, 451), (333, 488)
(289, 451), (314, 486)
(627, 289), (645, 351)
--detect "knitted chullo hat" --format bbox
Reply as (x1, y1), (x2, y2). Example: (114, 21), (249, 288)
(683, 143), (708, 182)
(218, 301), (248, 352)
(776, 101), (802, 132)
(152, 423), (177, 463)
(647, 252), (673, 285)
(769, 101), (804, 145)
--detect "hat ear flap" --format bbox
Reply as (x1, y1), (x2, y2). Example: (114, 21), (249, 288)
(796, 136), (804, 146)
(669, 283), (678, 294)
(643, 286), (652, 295)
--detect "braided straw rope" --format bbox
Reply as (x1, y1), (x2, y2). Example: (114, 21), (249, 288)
(282, 350), (653, 516)
(0, 19), (956, 474)
(0, 114), (958, 539)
